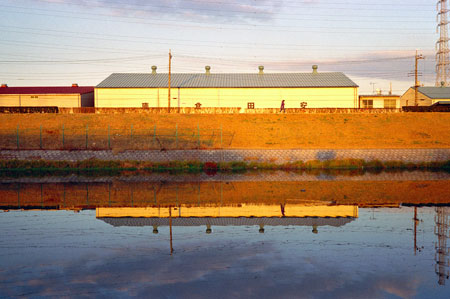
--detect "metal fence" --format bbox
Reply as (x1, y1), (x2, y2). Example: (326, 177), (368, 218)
(0, 125), (232, 150)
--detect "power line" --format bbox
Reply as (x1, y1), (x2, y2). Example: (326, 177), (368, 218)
(0, 5), (435, 34)
(0, 26), (433, 52)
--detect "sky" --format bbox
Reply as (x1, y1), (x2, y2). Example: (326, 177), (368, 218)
(0, 0), (442, 94)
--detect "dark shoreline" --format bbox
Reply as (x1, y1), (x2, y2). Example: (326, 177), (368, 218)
(1, 159), (449, 177)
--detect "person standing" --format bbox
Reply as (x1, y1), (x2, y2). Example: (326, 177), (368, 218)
(280, 100), (286, 113)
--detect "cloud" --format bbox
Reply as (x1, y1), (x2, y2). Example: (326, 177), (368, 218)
(258, 50), (436, 93)
(37, 0), (286, 22)
(0, 242), (423, 298)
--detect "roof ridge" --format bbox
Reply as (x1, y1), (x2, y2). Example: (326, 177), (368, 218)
(97, 72), (358, 88)
(110, 72), (346, 75)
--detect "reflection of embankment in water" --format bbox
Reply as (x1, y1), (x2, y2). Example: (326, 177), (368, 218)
(0, 170), (449, 183)
(0, 173), (449, 208)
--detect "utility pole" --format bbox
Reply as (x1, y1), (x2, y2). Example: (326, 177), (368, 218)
(414, 50), (425, 106)
(168, 50), (172, 113)
(436, 0), (450, 86)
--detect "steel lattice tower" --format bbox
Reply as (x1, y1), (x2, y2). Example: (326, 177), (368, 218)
(436, 0), (450, 86)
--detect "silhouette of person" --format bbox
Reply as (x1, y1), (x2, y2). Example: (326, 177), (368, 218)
(280, 100), (286, 113)
(280, 203), (286, 217)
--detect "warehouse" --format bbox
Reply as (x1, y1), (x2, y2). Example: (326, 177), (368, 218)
(95, 65), (359, 109)
(0, 84), (94, 108)
(400, 86), (450, 107)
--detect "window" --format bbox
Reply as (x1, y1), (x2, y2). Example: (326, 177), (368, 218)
(247, 102), (255, 109)
(31, 95), (39, 99)
(362, 99), (373, 108)
(384, 99), (396, 108)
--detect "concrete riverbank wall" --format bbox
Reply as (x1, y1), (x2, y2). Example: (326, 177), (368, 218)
(1, 149), (449, 164)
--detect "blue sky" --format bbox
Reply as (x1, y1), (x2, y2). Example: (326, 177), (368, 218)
(0, 0), (440, 93)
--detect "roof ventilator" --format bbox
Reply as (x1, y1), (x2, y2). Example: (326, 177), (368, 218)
(258, 65), (264, 75)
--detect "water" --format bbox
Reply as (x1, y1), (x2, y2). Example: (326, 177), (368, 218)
(0, 171), (450, 298)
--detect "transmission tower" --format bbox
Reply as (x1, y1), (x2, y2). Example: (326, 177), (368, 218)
(436, 0), (450, 86)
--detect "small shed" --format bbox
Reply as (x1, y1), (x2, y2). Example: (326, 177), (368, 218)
(359, 94), (401, 109)
(0, 84), (94, 108)
(400, 86), (450, 107)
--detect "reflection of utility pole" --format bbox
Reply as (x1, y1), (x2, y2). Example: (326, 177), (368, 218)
(435, 207), (450, 285)
(413, 207), (420, 255)
(169, 206), (174, 255)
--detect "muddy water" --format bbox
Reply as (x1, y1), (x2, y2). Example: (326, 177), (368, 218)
(1, 172), (450, 298)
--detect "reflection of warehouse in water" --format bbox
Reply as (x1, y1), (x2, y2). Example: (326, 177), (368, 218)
(97, 204), (358, 233)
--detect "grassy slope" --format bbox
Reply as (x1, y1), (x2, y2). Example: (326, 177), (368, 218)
(0, 113), (449, 149)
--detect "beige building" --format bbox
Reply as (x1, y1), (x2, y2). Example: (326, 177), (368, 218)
(359, 94), (401, 109)
(95, 66), (359, 109)
(0, 84), (94, 108)
(400, 86), (450, 107)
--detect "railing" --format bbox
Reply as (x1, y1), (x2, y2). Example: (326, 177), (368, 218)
(0, 124), (231, 150)
(244, 108), (403, 114)
(403, 106), (450, 112)
(59, 107), (242, 114)
(0, 106), (58, 113)
(60, 107), (404, 114)
(0, 107), (408, 114)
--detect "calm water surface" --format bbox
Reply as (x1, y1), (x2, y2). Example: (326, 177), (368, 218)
(1, 172), (449, 298)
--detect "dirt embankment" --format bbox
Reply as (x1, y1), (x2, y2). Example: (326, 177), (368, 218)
(0, 113), (449, 149)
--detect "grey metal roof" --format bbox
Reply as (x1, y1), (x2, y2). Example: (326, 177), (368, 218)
(418, 87), (450, 99)
(96, 72), (358, 88)
(99, 217), (355, 227)
(431, 100), (450, 106)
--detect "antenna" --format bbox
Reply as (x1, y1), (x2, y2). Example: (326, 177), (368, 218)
(370, 82), (376, 94)
(436, 0), (450, 86)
